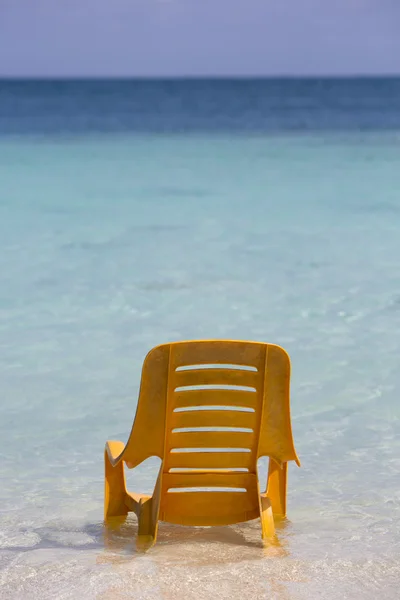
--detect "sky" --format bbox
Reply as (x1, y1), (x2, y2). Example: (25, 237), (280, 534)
(0, 0), (400, 77)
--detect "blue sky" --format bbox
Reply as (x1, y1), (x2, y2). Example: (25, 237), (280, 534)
(0, 1), (399, 76)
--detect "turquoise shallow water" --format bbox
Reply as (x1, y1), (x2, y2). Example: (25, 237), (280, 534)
(1, 80), (400, 599)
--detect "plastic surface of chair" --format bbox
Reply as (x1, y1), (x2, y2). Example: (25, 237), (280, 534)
(104, 340), (300, 549)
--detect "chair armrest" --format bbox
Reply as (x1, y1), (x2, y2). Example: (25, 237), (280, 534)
(105, 440), (126, 466)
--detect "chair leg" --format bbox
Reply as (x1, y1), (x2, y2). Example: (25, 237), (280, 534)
(104, 450), (129, 520)
(135, 498), (157, 550)
(266, 460), (288, 517)
(136, 472), (162, 551)
(259, 493), (275, 539)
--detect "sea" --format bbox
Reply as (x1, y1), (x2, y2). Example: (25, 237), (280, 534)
(0, 78), (399, 599)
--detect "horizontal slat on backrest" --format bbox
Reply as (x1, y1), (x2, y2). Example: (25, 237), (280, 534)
(163, 472), (255, 491)
(170, 409), (257, 430)
(165, 450), (254, 471)
(172, 368), (260, 389)
(172, 389), (258, 409)
(170, 341), (265, 371)
(167, 430), (254, 451)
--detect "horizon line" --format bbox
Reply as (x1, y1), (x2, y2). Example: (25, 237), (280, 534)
(1, 74), (400, 81)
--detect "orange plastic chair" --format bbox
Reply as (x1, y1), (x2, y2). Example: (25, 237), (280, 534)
(104, 340), (300, 549)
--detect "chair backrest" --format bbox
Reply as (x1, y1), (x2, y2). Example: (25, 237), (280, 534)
(122, 340), (299, 525)
(123, 340), (299, 468)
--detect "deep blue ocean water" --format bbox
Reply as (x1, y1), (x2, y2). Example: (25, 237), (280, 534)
(2, 77), (400, 135)
(0, 79), (399, 599)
